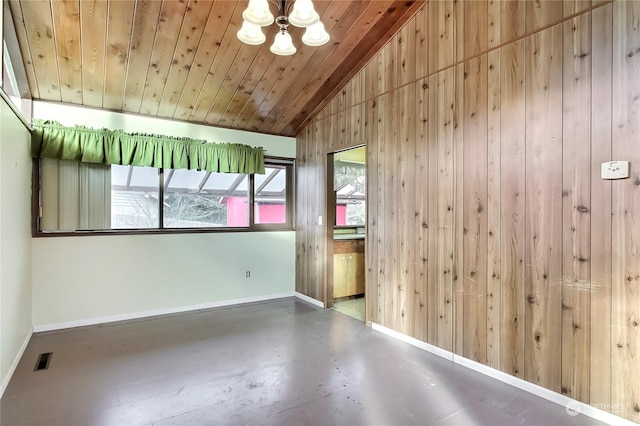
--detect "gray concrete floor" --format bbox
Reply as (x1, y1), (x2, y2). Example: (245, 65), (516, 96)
(1, 298), (605, 426)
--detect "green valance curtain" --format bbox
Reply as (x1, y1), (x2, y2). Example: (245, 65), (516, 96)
(31, 119), (265, 174)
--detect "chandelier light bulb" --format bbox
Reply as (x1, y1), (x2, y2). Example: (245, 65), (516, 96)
(302, 21), (330, 47)
(270, 29), (296, 56)
(288, 0), (319, 27)
(242, 0), (274, 26)
(237, 21), (266, 45)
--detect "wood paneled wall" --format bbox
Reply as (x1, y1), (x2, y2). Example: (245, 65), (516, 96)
(295, 0), (640, 422)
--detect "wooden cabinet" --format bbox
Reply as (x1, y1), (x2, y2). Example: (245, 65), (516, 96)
(333, 239), (365, 299)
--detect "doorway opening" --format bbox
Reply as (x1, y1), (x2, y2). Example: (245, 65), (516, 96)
(327, 146), (366, 322)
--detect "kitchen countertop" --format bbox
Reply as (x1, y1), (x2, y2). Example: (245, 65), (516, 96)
(333, 233), (365, 240)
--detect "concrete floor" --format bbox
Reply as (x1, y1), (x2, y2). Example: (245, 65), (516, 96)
(1, 298), (605, 426)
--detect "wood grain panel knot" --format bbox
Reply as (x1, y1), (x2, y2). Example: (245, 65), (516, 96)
(534, 331), (542, 345)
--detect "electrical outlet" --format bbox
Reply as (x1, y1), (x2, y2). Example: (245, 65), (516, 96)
(601, 161), (630, 179)
(246, 271), (251, 278)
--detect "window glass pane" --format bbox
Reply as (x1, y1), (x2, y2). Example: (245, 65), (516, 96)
(2, 43), (26, 115)
(166, 169), (207, 190)
(201, 173), (246, 191)
(129, 166), (160, 188)
(3, 3), (33, 121)
(111, 163), (130, 186)
(334, 161), (365, 226)
(254, 166), (287, 225)
(163, 169), (248, 228)
(111, 165), (159, 229)
(337, 199), (365, 226)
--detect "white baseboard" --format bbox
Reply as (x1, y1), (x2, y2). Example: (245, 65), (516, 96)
(371, 323), (453, 361)
(371, 323), (636, 426)
(1, 328), (33, 399)
(294, 292), (325, 308)
(33, 292), (295, 333)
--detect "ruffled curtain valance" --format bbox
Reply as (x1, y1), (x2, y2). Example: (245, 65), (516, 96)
(30, 119), (265, 174)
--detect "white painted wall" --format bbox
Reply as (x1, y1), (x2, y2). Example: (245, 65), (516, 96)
(31, 102), (296, 329)
(32, 232), (295, 327)
(0, 96), (33, 395)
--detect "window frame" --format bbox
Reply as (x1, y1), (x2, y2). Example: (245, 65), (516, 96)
(32, 156), (295, 237)
(2, 0), (32, 124)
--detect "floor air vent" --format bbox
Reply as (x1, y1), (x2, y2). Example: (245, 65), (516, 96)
(34, 352), (52, 371)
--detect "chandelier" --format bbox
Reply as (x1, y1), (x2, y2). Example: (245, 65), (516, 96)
(237, 0), (330, 56)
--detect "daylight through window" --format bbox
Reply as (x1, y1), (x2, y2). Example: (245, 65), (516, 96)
(37, 159), (293, 234)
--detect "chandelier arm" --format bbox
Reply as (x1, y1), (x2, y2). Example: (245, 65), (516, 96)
(267, 0), (289, 15)
(284, 0), (295, 15)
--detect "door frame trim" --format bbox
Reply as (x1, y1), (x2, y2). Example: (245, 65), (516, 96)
(324, 144), (366, 310)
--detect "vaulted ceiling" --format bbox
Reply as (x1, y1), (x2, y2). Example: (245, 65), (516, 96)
(7, 0), (423, 137)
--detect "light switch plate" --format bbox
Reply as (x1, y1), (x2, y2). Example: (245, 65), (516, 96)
(601, 161), (629, 179)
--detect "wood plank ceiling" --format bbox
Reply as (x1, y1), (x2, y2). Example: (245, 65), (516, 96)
(7, 0), (423, 137)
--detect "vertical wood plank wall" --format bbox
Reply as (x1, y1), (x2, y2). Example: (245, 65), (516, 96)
(295, 0), (640, 422)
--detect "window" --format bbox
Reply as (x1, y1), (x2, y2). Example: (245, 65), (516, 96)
(36, 158), (293, 234)
(111, 165), (160, 229)
(163, 169), (248, 228)
(334, 159), (366, 227)
(2, 1), (32, 120)
(254, 165), (288, 225)
(336, 177), (366, 226)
